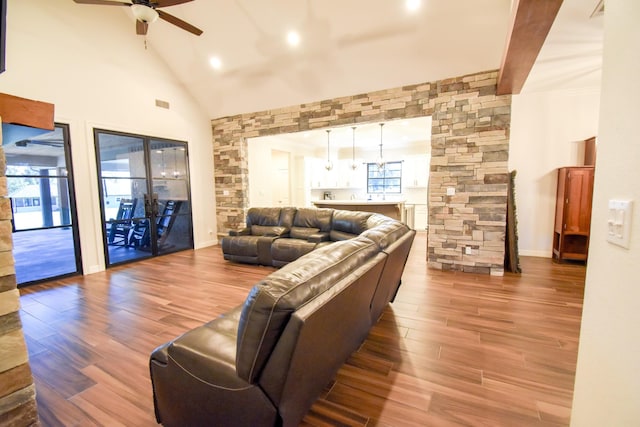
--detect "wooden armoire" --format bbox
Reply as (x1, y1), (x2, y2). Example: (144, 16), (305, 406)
(552, 166), (595, 262)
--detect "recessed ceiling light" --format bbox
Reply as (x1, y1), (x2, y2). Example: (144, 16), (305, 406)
(209, 56), (222, 70)
(406, 0), (421, 12)
(287, 30), (300, 47)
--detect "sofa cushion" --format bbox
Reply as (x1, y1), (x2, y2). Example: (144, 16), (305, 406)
(289, 226), (320, 240)
(360, 215), (411, 250)
(246, 207), (282, 227)
(270, 238), (317, 267)
(329, 210), (372, 241)
(251, 225), (288, 237)
(293, 208), (333, 230)
(235, 237), (379, 383)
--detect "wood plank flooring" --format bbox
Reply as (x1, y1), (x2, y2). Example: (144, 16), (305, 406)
(18, 233), (586, 426)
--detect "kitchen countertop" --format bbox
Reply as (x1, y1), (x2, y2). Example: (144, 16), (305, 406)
(312, 199), (406, 222)
(312, 200), (405, 205)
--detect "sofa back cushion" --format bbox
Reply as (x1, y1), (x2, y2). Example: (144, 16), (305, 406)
(246, 207), (295, 236)
(360, 214), (410, 250)
(235, 237), (378, 383)
(330, 210), (372, 241)
(289, 208), (333, 240)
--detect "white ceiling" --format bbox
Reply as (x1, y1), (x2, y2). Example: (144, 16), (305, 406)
(69, 0), (603, 150)
(119, 0), (515, 118)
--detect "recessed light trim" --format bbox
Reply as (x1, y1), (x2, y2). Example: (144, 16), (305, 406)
(287, 30), (300, 47)
(209, 56), (222, 70)
(406, 0), (421, 12)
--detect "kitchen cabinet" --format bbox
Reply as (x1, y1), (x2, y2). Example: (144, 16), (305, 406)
(307, 157), (365, 189)
(403, 155), (430, 188)
(413, 204), (428, 230)
(552, 166), (594, 262)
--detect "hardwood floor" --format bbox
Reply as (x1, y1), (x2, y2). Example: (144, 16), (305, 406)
(19, 232), (585, 426)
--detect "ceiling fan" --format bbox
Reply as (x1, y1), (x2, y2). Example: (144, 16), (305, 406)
(72, 0), (203, 36)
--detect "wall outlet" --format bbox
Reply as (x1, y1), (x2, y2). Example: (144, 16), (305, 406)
(465, 246), (472, 255)
(446, 187), (456, 196)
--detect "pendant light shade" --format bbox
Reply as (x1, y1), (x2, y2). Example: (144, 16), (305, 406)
(324, 129), (333, 171)
(376, 123), (385, 170)
(350, 126), (358, 170)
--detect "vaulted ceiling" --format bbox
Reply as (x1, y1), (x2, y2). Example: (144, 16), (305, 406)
(69, 0), (602, 121)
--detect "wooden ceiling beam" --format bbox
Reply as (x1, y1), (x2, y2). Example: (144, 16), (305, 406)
(497, 0), (564, 95)
(0, 93), (55, 130)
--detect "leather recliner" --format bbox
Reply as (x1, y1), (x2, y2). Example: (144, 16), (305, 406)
(221, 207), (295, 265)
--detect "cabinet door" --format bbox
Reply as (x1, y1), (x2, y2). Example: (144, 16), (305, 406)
(564, 168), (594, 233)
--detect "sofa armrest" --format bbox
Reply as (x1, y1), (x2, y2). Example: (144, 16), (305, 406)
(229, 228), (250, 236)
(307, 232), (330, 243)
(149, 306), (278, 426)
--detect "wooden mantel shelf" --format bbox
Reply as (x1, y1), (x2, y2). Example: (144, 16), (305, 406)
(0, 92), (55, 130)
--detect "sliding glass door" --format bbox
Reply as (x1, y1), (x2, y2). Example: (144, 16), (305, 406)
(5, 124), (82, 286)
(95, 129), (193, 267)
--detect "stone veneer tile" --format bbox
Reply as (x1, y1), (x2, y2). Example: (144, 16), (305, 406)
(0, 384), (37, 425)
(0, 289), (20, 317)
(0, 120), (39, 425)
(0, 329), (29, 373)
(0, 398), (39, 427)
(0, 364), (33, 400)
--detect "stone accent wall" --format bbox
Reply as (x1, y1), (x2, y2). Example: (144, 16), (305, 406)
(428, 74), (511, 275)
(0, 120), (40, 426)
(212, 70), (510, 274)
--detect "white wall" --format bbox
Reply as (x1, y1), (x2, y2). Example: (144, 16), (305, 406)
(247, 135), (316, 207)
(0, 0), (216, 274)
(571, 0), (640, 424)
(509, 88), (600, 257)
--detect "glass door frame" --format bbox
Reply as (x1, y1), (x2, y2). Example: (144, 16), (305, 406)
(94, 128), (194, 267)
(7, 122), (83, 286)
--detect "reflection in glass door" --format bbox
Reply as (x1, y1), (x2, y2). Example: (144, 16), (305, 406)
(5, 124), (82, 286)
(95, 129), (193, 267)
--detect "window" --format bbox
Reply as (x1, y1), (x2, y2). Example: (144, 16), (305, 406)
(367, 161), (402, 194)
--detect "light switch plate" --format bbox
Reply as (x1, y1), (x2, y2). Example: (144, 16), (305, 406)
(446, 187), (455, 196)
(607, 200), (633, 248)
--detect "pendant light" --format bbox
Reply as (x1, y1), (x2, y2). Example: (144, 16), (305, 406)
(376, 123), (385, 170)
(350, 126), (358, 170)
(324, 129), (333, 171)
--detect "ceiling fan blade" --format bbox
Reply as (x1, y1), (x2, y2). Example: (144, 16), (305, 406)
(154, 0), (193, 7)
(136, 20), (148, 35)
(157, 10), (203, 36)
(73, 0), (131, 5)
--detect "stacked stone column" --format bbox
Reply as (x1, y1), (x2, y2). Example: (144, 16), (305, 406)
(0, 119), (39, 425)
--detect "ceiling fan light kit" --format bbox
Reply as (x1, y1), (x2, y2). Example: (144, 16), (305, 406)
(131, 4), (159, 24)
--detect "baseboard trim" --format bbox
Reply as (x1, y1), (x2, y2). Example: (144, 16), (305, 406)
(519, 250), (552, 258)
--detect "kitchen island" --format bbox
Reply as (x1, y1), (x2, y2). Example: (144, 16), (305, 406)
(312, 200), (407, 223)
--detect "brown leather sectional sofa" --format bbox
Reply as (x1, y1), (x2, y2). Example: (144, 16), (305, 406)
(149, 207), (416, 426)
